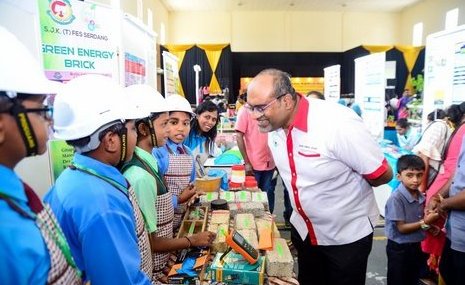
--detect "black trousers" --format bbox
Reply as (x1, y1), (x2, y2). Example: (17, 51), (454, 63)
(386, 239), (426, 285)
(291, 226), (373, 285)
(439, 238), (465, 285)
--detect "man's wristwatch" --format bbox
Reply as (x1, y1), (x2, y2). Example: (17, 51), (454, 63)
(420, 219), (430, 230)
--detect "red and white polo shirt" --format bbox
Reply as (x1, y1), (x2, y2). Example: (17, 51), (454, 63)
(268, 96), (388, 246)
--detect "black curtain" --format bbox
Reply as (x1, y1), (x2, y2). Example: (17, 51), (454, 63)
(215, 45), (233, 102)
(231, 51), (342, 102)
(161, 45), (232, 104)
(341, 46), (369, 95)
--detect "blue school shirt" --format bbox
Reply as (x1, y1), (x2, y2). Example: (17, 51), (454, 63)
(44, 153), (151, 285)
(385, 183), (425, 243)
(152, 139), (195, 182)
(0, 164), (50, 285)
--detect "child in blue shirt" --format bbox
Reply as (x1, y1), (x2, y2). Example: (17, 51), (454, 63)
(153, 95), (198, 232)
(385, 154), (439, 285)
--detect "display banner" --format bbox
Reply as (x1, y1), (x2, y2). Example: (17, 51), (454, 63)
(355, 52), (386, 140)
(38, 0), (119, 81)
(48, 140), (75, 182)
(125, 52), (146, 86)
(424, 25), (465, 127)
(163, 51), (180, 97)
(121, 13), (156, 87)
(324, 64), (341, 102)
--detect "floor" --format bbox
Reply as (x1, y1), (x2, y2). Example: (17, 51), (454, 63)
(272, 178), (388, 285)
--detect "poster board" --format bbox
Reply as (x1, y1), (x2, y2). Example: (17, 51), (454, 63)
(121, 13), (157, 88)
(355, 52), (386, 140)
(163, 51), (180, 97)
(323, 64), (341, 102)
(37, 0), (119, 82)
(423, 25), (465, 127)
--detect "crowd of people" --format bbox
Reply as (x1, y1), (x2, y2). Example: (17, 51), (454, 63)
(2, 24), (465, 285)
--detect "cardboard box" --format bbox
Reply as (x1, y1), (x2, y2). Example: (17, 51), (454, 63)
(207, 253), (265, 285)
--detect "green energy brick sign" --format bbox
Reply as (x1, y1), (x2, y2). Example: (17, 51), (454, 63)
(38, 0), (118, 81)
(48, 140), (74, 182)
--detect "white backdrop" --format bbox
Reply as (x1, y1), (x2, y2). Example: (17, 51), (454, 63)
(355, 52), (386, 140)
(423, 25), (465, 128)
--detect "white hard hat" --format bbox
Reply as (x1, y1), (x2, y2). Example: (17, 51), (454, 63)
(0, 26), (61, 96)
(166, 94), (195, 117)
(124, 84), (170, 114)
(53, 74), (148, 140)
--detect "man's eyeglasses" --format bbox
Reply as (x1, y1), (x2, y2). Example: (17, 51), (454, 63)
(245, 93), (287, 115)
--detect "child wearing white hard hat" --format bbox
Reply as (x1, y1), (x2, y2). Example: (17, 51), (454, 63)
(122, 85), (215, 282)
(44, 74), (154, 284)
(0, 26), (82, 284)
(153, 94), (198, 232)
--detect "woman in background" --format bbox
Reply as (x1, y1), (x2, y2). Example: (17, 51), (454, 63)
(184, 101), (222, 176)
(421, 104), (465, 282)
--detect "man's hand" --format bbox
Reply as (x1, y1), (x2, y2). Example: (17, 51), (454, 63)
(426, 194), (442, 215)
(244, 162), (253, 175)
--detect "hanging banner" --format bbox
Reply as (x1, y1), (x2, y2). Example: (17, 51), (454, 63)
(324, 64), (341, 102)
(163, 51), (180, 97)
(125, 52), (146, 86)
(38, 0), (119, 81)
(121, 13), (156, 87)
(355, 52), (386, 140)
(424, 25), (465, 127)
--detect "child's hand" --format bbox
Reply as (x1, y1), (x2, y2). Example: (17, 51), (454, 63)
(179, 184), (196, 203)
(189, 231), (216, 247)
(424, 211), (440, 225)
(186, 191), (205, 207)
(427, 224), (441, 236)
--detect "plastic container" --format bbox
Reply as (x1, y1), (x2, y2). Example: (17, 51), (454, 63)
(231, 164), (246, 184)
(244, 180), (258, 189)
(229, 181), (242, 191)
(245, 175), (256, 182)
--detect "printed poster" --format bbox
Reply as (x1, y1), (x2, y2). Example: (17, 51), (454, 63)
(48, 140), (75, 182)
(38, 0), (119, 81)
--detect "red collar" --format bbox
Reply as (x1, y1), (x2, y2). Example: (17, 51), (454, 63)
(289, 94), (309, 132)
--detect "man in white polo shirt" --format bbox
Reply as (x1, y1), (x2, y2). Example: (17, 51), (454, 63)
(247, 69), (393, 285)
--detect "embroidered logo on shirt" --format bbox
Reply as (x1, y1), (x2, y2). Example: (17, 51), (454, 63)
(297, 144), (320, 157)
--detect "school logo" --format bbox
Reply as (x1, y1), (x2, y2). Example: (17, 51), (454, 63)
(47, 0), (75, 25)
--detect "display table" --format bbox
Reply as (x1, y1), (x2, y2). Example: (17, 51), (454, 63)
(161, 190), (299, 285)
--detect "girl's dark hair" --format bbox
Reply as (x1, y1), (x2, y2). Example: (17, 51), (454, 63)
(427, 109), (446, 121)
(135, 113), (162, 137)
(397, 154), (425, 173)
(446, 102), (465, 127)
(190, 100), (219, 142)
